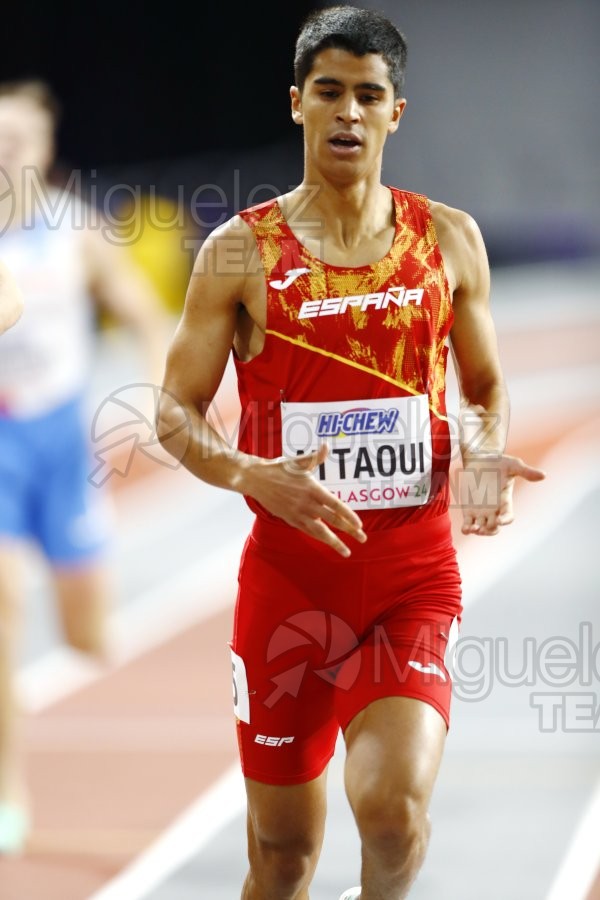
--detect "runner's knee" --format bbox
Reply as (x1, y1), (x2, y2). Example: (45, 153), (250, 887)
(352, 786), (429, 866)
(250, 830), (318, 890)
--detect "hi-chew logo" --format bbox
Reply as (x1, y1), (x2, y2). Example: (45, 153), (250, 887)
(299, 286), (424, 319)
(316, 406), (399, 438)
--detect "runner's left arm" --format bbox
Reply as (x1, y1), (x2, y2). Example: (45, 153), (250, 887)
(443, 207), (545, 535)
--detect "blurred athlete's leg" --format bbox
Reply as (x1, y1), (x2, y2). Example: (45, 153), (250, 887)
(0, 542), (30, 851)
(38, 398), (114, 659)
(53, 563), (114, 659)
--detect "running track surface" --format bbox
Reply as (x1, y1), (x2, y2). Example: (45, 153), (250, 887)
(1, 261), (599, 899)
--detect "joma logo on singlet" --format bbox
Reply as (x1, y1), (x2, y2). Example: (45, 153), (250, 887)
(316, 407), (399, 437)
(298, 286), (424, 319)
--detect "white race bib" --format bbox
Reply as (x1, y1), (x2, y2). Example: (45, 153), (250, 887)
(281, 396), (432, 510)
(230, 648), (250, 724)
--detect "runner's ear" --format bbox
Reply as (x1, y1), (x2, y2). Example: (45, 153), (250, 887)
(290, 85), (303, 125)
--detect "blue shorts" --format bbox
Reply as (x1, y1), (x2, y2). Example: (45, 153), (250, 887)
(0, 396), (111, 564)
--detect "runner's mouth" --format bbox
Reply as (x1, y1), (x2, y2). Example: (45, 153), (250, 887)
(329, 132), (362, 148)
(330, 138), (360, 146)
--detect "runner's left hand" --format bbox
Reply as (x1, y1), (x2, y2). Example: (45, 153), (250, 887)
(460, 454), (545, 536)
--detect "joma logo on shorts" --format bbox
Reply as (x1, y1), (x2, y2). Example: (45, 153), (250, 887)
(408, 660), (447, 682)
(298, 286), (424, 319)
(254, 734), (295, 746)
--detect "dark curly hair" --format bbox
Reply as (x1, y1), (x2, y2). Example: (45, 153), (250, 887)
(294, 5), (408, 97)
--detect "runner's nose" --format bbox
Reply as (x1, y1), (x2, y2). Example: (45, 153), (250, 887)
(336, 96), (360, 124)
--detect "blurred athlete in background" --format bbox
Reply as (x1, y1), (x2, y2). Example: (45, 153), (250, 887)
(0, 260), (23, 333)
(0, 79), (172, 853)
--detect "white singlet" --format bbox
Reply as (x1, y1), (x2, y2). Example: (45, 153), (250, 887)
(0, 189), (94, 418)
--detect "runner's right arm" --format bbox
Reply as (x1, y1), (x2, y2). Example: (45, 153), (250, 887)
(157, 217), (366, 556)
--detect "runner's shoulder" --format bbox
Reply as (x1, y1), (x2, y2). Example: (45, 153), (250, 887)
(429, 199), (489, 283)
(198, 214), (255, 257)
(189, 214), (261, 286)
(428, 199), (483, 249)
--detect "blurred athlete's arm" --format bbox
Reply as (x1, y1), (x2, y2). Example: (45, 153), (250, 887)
(435, 204), (545, 535)
(0, 261), (24, 334)
(81, 226), (173, 386)
(157, 217), (365, 557)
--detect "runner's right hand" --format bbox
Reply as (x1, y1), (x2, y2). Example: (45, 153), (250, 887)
(242, 444), (367, 557)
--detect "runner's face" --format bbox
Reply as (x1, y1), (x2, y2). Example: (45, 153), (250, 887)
(0, 99), (54, 184)
(291, 48), (405, 184)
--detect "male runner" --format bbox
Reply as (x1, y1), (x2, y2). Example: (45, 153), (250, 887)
(0, 79), (171, 853)
(0, 261), (23, 333)
(158, 7), (545, 898)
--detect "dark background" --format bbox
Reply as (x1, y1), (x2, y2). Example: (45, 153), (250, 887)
(1, 0), (599, 263)
(1, 2), (318, 166)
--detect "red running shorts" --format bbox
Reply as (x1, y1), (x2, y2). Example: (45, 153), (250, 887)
(230, 513), (462, 785)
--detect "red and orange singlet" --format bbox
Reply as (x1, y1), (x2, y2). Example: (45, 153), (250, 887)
(234, 187), (454, 531)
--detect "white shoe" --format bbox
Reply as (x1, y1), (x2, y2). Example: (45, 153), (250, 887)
(338, 889), (361, 900)
(0, 803), (30, 855)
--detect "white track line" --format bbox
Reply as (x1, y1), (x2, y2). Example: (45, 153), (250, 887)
(545, 780), (600, 900)
(86, 764), (247, 900)
(461, 421), (600, 900)
(82, 423), (600, 900)
(458, 418), (600, 609)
